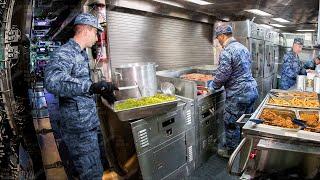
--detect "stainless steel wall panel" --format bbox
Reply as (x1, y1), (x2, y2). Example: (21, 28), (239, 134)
(107, 11), (214, 70)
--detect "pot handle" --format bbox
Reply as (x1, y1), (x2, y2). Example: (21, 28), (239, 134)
(114, 71), (123, 80)
(227, 137), (253, 176)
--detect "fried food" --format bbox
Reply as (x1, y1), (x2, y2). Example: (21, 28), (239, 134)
(268, 97), (290, 106)
(259, 108), (298, 129)
(180, 73), (213, 82)
(304, 98), (320, 108)
(290, 97), (305, 107)
(289, 91), (317, 98)
(268, 96), (320, 108)
(299, 112), (319, 127)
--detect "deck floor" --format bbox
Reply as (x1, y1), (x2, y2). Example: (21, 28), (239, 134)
(187, 154), (238, 180)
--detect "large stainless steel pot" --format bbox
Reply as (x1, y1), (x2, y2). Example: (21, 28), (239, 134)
(113, 62), (157, 100)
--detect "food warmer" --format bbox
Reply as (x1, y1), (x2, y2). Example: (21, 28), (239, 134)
(156, 65), (226, 167)
(228, 89), (320, 179)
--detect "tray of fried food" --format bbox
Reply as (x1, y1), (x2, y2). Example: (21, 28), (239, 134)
(258, 108), (299, 129)
(298, 110), (320, 133)
(288, 91), (318, 98)
(290, 97), (320, 108)
(180, 73), (213, 82)
(269, 90), (318, 98)
(267, 96), (291, 106)
(267, 95), (320, 109)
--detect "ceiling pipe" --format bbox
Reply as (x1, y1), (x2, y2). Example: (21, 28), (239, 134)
(317, 0), (320, 46)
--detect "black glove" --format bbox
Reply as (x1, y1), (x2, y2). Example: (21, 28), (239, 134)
(89, 81), (119, 95)
(102, 93), (117, 105)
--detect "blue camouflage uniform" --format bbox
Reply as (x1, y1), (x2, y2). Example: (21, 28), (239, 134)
(279, 52), (306, 90)
(208, 24), (258, 150)
(44, 13), (103, 180)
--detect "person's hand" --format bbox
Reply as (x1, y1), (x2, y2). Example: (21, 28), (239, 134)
(102, 93), (117, 105)
(89, 81), (119, 95)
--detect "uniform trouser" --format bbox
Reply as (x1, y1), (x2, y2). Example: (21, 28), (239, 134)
(223, 94), (257, 150)
(62, 128), (103, 180)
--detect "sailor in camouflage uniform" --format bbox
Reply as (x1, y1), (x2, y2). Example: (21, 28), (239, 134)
(279, 38), (307, 90)
(208, 23), (258, 157)
(44, 13), (118, 179)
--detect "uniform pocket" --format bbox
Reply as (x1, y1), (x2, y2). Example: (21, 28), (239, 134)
(59, 103), (81, 131)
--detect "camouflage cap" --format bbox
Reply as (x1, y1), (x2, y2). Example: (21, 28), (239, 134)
(74, 13), (103, 32)
(215, 23), (232, 37)
(293, 38), (304, 46)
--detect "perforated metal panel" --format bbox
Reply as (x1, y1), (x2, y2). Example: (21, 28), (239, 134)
(107, 11), (214, 70)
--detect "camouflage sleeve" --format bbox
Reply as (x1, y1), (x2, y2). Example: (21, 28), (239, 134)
(299, 60), (307, 75)
(44, 51), (92, 97)
(300, 65), (307, 75)
(210, 51), (232, 89)
(303, 60), (314, 69)
(282, 54), (297, 79)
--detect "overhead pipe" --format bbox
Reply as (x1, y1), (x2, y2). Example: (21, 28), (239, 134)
(317, 0), (320, 46)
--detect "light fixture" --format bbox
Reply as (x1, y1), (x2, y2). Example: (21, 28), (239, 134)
(185, 0), (212, 5)
(259, 24), (273, 29)
(270, 23), (286, 28)
(272, 18), (290, 23)
(244, 9), (272, 16)
(153, 0), (184, 8)
(296, 29), (316, 32)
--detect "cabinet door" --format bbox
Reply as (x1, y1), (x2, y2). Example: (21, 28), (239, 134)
(264, 42), (272, 77)
(251, 40), (261, 77)
(258, 40), (265, 77)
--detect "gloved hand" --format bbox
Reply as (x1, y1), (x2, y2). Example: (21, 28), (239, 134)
(89, 81), (119, 95)
(102, 93), (117, 105)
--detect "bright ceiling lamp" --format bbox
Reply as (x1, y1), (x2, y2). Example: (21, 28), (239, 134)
(244, 9), (272, 16)
(153, 0), (184, 8)
(296, 29), (316, 32)
(270, 23), (286, 27)
(272, 18), (290, 23)
(185, 0), (212, 5)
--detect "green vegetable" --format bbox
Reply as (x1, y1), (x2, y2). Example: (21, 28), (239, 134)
(115, 93), (176, 111)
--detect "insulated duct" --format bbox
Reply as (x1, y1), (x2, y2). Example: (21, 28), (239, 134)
(317, 0), (320, 46)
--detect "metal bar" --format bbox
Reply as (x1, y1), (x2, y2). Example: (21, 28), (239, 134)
(317, 0), (320, 44)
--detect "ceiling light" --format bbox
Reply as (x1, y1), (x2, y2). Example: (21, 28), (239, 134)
(244, 9), (272, 16)
(296, 29), (316, 32)
(272, 18), (290, 23)
(185, 0), (212, 5)
(259, 24), (273, 29)
(153, 0), (184, 8)
(270, 23), (286, 28)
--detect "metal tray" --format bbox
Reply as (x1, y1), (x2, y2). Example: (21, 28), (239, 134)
(243, 98), (320, 143)
(109, 99), (179, 121)
(265, 94), (320, 109)
(257, 107), (300, 130)
(269, 89), (318, 98)
(179, 74), (212, 87)
(297, 110), (320, 132)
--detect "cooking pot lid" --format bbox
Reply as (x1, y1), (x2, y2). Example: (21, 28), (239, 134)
(115, 62), (157, 68)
